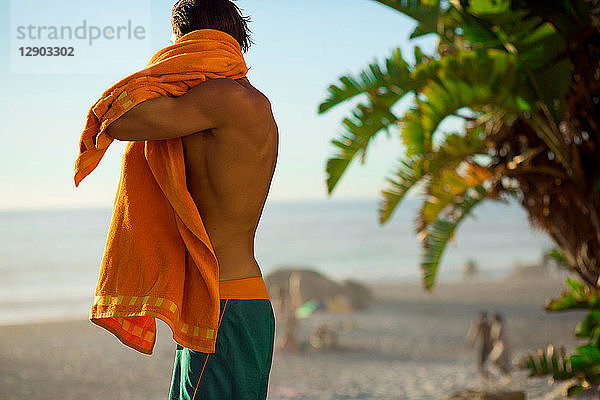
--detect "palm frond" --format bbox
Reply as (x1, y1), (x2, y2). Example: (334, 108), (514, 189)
(326, 102), (400, 193)
(374, 0), (443, 38)
(440, 5), (503, 47)
(528, 58), (574, 120)
(321, 0), (600, 299)
(413, 46), (431, 65)
(546, 248), (569, 269)
(428, 129), (486, 173)
(378, 156), (425, 224)
(319, 48), (411, 114)
(439, 5), (573, 122)
(522, 277), (600, 396)
(466, 0), (510, 15)
(419, 161), (492, 230)
(379, 130), (487, 226)
(420, 185), (487, 290)
(524, 113), (573, 176)
(524, 345), (575, 381)
(546, 278), (600, 312)
(514, 20), (566, 70)
(400, 105), (429, 157)
(402, 49), (527, 157)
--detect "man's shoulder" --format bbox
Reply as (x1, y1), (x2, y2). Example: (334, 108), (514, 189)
(186, 78), (247, 100)
(231, 77), (272, 110)
(220, 79), (273, 124)
(187, 78), (271, 115)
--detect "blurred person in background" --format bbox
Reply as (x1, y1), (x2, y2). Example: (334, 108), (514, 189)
(466, 311), (493, 379)
(489, 312), (512, 376)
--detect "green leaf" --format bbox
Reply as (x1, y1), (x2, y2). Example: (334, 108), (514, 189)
(414, 46), (427, 65)
(467, 0), (510, 15)
(575, 311), (600, 338)
(374, 0), (443, 38)
(546, 248), (568, 267)
(378, 156), (425, 224)
(325, 101), (401, 194)
(320, 49), (420, 194)
(325, 157), (351, 195)
(575, 344), (600, 362)
(429, 130), (486, 174)
(319, 48), (411, 113)
(420, 185), (487, 289)
(443, 6), (500, 46)
(532, 58), (574, 120)
(567, 385), (584, 397)
(547, 292), (578, 311)
(400, 49), (526, 159)
(591, 326), (600, 345)
(567, 277), (586, 292)
(401, 106), (429, 157)
(419, 162), (493, 229)
(569, 354), (591, 370)
(515, 22), (566, 70)
(546, 278), (600, 312)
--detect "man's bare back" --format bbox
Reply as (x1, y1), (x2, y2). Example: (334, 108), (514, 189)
(106, 77), (279, 281)
(182, 77), (278, 280)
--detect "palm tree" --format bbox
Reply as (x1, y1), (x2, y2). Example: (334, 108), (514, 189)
(319, 0), (600, 290)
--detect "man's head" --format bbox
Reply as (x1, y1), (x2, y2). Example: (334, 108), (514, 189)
(171, 0), (252, 52)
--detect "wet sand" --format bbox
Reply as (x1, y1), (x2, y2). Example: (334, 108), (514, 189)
(0, 277), (584, 399)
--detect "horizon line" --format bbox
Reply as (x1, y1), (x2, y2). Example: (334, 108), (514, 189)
(0, 195), (406, 213)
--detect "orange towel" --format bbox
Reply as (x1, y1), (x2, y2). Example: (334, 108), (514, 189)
(73, 29), (248, 355)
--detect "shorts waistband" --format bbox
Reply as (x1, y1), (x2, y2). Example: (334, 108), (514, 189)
(218, 275), (270, 300)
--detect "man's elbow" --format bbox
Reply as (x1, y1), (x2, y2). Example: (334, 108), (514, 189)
(104, 118), (129, 141)
(104, 115), (143, 141)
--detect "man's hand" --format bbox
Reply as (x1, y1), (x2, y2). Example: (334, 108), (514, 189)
(106, 78), (268, 141)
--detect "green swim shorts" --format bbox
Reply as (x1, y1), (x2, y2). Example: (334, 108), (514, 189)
(169, 277), (275, 400)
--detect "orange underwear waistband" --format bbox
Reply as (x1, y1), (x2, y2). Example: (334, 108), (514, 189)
(218, 275), (270, 300)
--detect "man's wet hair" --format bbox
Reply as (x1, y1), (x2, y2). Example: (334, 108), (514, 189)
(171, 0), (252, 52)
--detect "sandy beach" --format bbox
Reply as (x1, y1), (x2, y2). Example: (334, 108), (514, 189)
(0, 276), (584, 400)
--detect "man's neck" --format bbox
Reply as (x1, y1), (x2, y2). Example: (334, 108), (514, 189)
(235, 77), (252, 89)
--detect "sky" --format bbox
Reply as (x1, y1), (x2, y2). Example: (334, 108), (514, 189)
(0, 0), (437, 210)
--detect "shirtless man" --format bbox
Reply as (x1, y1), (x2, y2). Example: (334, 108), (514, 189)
(106, 1), (279, 398)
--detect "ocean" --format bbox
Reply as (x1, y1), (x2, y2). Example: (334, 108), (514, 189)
(0, 198), (551, 324)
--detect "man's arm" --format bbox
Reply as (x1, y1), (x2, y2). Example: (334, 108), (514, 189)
(106, 78), (265, 141)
